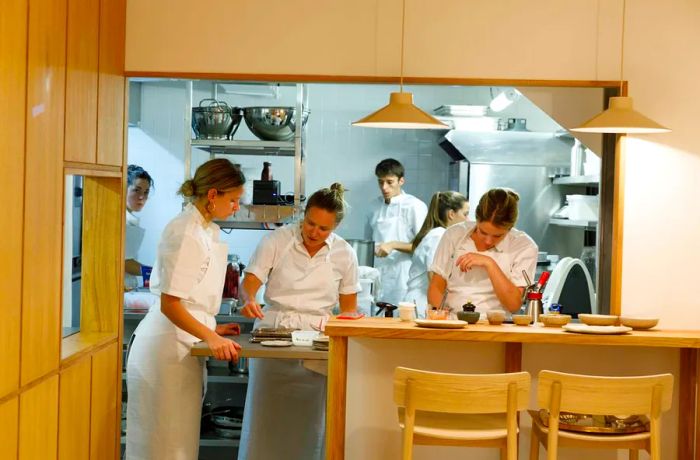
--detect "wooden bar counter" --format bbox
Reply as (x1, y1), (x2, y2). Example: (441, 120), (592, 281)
(324, 317), (700, 460)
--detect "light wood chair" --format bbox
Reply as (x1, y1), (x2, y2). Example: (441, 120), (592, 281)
(529, 370), (674, 460)
(393, 367), (531, 460)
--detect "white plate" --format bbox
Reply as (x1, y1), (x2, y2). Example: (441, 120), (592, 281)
(414, 319), (467, 329)
(260, 340), (293, 347)
(563, 324), (632, 335)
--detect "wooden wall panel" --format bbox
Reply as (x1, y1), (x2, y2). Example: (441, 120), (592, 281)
(0, 0), (27, 399)
(81, 177), (123, 334)
(22, 0), (67, 386)
(58, 358), (92, 460)
(90, 342), (119, 460)
(0, 397), (19, 460)
(19, 375), (59, 460)
(96, 0), (126, 166)
(64, 0), (100, 163)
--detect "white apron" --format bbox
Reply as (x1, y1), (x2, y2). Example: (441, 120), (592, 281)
(125, 240), (228, 460)
(238, 239), (334, 460)
(370, 200), (413, 305)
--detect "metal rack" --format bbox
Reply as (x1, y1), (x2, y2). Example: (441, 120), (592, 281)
(184, 81), (307, 229)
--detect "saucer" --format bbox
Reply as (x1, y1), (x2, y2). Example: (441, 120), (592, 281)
(563, 324), (632, 335)
(414, 319), (467, 329)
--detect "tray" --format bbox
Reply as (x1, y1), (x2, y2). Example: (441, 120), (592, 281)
(538, 409), (649, 434)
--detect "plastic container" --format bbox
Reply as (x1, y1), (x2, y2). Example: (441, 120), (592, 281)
(566, 195), (599, 221)
(291, 330), (320, 347)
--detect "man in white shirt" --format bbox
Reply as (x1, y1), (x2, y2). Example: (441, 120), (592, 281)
(365, 158), (427, 305)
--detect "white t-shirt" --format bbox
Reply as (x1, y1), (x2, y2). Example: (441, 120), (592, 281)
(404, 226), (446, 313)
(430, 221), (537, 314)
(365, 191), (428, 305)
(245, 223), (360, 315)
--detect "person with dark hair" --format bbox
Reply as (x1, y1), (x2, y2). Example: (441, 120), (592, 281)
(427, 188), (538, 317)
(405, 191), (468, 316)
(237, 183), (360, 460)
(125, 164), (154, 289)
(126, 159), (245, 460)
(366, 158), (427, 305)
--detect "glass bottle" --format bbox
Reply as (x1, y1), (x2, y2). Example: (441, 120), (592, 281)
(261, 161), (272, 181)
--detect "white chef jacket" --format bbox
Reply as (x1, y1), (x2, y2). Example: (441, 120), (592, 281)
(245, 222), (360, 328)
(125, 210), (146, 289)
(404, 226), (446, 317)
(430, 221), (537, 315)
(365, 191), (427, 305)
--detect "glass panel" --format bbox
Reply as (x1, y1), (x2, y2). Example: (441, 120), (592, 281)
(62, 175), (83, 338)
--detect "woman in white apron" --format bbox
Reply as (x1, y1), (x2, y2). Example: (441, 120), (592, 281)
(404, 191), (468, 317)
(125, 165), (153, 290)
(428, 188), (538, 317)
(237, 183), (360, 460)
(125, 159), (245, 460)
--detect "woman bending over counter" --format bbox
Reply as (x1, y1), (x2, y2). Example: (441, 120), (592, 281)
(427, 188), (537, 317)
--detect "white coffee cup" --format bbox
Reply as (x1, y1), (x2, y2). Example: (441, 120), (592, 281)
(397, 302), (416, 322)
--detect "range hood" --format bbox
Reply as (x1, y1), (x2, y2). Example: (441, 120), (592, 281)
(439, 129), (575, 166)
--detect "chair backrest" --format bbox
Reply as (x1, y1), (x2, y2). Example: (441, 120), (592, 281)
(537, 370), (674, 416)
(394, 367), (530, 414)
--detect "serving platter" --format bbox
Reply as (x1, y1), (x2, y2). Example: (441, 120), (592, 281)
(414, 319), (467, 329)
(563, 324), (632, 335)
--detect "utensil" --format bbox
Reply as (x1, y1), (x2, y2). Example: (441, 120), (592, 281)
(242, 107), (310, 141)
(191, 99), (242, 140)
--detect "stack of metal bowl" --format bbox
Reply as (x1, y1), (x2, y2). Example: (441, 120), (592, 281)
(242, 107), (310, 142)
(192, 99), (243, 140)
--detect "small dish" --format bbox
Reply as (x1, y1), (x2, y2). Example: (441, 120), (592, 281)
(426, 309), (450, 320)
(260, 340), (293, 347)
(619, 316), (659, 330)
(486, 310), (506, 325)
(456, 311), (481, 324)
(540, 314), (572, 328)
(578, 314), (619, 326)
(512, 314), (532, 326)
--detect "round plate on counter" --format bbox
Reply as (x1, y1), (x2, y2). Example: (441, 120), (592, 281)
(260, 340), (293, 347)
(414, 319), (467, 329)
(563, 324), (632, 335)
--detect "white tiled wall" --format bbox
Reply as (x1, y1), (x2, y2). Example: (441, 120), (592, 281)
(128, 81), (561, 265)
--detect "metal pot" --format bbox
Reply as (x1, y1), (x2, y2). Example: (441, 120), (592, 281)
(346, 239), (375, 267)
(192, 99), (243, 140)
(242, 106), (310, 141)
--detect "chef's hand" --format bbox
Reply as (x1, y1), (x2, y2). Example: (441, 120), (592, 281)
(375, 242), (394, 258)
(215, 323), (241, 336)
(206, 334), (241, 362)
(455, 252), (494, 272)
(240, 299), (264, 319)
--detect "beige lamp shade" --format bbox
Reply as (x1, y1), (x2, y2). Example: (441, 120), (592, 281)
(352, 92), (449, 130)
(571, 96), (670, 134)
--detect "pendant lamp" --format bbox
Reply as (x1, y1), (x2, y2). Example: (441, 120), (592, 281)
(352, 0), (448, 130)
(571, 0), (669, 134)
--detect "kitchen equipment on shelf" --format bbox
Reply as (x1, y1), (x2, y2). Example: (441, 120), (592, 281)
(252, 180), (281, 205)
(566, 194), (599, 221)
(347, 239), (375, 268)
(261, 161), (273, 181)
(191, 99), (242, 140)
(242, 106), (310, 141)
(542, 257), (596, 318)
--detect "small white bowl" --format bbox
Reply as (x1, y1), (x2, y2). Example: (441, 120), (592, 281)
(540, 314), (572, 328)
(579, 314), (619, 326)
(486, 310), (506, 325)
(291, 330), (320, 347)
(620, 316), (659, 330)
(512, 314), (532, 326)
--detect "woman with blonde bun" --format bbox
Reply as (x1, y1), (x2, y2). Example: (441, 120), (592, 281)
(238, 183), (360, 460)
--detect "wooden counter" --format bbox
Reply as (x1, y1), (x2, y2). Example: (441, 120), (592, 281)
(323, 317), (700, 460)
(191, 333), (328, 360)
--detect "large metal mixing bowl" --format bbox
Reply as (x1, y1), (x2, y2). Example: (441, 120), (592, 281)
(192, 100), (243, 140)
(242, 107), (310, 142)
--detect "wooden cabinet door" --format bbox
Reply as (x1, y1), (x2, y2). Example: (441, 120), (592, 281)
(96, 0), (126, 167)
(0, 0), (27, 399)
(19, 375), (59, 460)
(64, 0), (99, 163)
(58, 358), (92, 460)
(90, 342), (120, 460)
(0, 397), (19, 460)
(22, 0), (66, 387)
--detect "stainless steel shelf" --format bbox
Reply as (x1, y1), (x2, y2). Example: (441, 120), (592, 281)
(191, 139), (295, 156)
(216, 204), (298, 227)
(549, 217), (598, 229)
(552, 175), (600, 186)
(207, 367), (249, 384)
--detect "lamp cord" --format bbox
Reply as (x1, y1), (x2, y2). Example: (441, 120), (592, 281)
(399, 0), (406, 92)
(619, 0), (626, 95)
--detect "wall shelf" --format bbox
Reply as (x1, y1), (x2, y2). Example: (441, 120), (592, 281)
(191, 139), (295, 157)
(552, 175), (600, 186)
(216, 204), (298, 228)
(549, 217), (598, 229)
